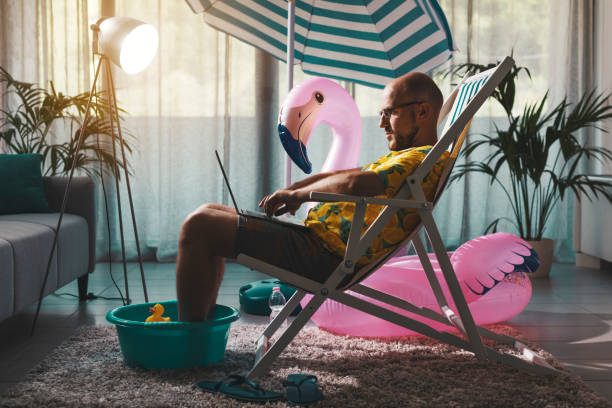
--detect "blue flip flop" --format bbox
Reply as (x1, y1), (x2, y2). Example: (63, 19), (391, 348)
(195, 374), (283, 403)
(283, 374), (323, 405)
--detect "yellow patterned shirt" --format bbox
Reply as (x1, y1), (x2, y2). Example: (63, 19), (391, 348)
(305, 146), (449, 265)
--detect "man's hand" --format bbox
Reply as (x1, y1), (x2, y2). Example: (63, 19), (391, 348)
(259, 189), (304, 217)
(258, 170), (383, 217)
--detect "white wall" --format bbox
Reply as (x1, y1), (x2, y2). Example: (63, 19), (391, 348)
(595, 0), (612, 174)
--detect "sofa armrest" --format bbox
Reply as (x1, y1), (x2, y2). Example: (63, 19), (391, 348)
(43, 176), (96, 275)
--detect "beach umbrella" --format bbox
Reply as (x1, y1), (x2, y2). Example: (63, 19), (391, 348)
(186, 0), (455, 182)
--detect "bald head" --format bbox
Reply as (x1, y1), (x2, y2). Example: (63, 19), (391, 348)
(386, 72), (443, 121)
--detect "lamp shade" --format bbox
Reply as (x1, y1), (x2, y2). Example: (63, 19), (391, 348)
(98, 17), (158, 74)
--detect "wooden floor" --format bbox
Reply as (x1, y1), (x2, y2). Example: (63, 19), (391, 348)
(1, 261), (611, 403)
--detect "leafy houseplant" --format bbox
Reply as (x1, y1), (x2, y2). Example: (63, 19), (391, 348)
(0, 66), (134, 179)
(449, 61), (612, 277)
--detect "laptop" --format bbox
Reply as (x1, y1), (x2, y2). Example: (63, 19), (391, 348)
(214, 150), (307, 229)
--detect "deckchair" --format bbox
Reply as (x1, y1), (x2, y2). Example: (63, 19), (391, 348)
(236, 56), (565, 378)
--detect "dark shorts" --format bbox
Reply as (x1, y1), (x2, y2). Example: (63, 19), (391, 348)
(232, 215), (344, 284)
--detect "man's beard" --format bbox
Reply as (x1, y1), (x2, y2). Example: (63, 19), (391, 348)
(390, 128), (419, 151)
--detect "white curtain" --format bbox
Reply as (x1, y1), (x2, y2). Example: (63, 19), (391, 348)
(417, 0), (578, 258)
(0, 0), (286, 261)
(3, 0), (604, 263)
(546, 0), (612, 260)
(0, 0), (94, 103)
(96, 0), (287, 260)
(0, 0), (95, 156)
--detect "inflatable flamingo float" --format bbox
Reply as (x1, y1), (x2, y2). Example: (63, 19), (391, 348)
(278, 77), (361, 176)
(276, 78), (537, 338)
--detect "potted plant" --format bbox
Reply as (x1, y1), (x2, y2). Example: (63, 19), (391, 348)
(448, 61), (612, 277)
(0, 66), (134, 179)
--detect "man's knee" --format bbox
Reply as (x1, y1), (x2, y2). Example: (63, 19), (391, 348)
(192, 203), (221, 216)
(179, 204), (238, 257)
(193, 203), (235, 215)
(180, 205), (216, 246)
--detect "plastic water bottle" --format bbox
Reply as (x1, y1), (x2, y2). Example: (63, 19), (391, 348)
(268, 286), (287, 328)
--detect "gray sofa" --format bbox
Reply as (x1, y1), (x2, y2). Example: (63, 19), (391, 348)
(0, 176), (95, 323)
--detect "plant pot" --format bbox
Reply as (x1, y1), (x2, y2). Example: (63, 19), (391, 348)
(527, 238), (554, 278)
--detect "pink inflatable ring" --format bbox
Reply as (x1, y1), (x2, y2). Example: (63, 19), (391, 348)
(302, 232), (538, 338)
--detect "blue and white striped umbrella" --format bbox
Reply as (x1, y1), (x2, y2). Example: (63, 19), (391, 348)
(186, 0), (456, 89)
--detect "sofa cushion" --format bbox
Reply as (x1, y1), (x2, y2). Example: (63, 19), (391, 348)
(0, 239), (15, 322)
(0, 213), (89, 288)
(0, 220), (59, 314)
(0, 154), (51, 215)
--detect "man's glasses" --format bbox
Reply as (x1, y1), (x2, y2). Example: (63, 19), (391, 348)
(378, 101), (423, 119)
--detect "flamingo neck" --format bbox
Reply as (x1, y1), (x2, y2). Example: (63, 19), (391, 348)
(319, 120), (361, 173)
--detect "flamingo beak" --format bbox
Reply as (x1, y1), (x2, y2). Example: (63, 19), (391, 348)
(278, 123), (312, 174)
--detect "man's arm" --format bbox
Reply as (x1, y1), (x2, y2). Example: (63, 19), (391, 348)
(260, 169), (384, 216)
(293, 169), (384, 200)
(286, 167), (361, 191)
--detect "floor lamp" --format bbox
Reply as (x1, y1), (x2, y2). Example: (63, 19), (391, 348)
(31, 17), (158, 335)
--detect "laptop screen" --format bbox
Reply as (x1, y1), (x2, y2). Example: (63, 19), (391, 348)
(214, 150), (240, 214)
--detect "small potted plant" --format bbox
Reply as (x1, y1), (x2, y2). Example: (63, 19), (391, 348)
(448, 60), (612, 277)
(0, 66), (134, 179)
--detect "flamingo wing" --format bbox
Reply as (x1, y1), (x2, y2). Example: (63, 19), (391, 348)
(451, 232), (539, 299)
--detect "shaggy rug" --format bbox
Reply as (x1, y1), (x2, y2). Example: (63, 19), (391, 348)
(1, 324), (610, 408)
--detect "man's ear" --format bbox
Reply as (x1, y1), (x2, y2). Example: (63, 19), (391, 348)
(417, 102), (432, 120)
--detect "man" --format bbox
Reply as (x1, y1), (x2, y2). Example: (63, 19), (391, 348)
(176, 72), (448, 321)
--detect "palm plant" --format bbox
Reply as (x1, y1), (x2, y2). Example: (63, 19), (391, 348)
(448, 61), (612, 241)
(0, 66), (134, 180)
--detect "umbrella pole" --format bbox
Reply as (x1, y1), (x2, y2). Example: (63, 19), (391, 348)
(285, 0), (295, 188)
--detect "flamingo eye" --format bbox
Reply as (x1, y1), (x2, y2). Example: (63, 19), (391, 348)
(315, 92), (324, 104)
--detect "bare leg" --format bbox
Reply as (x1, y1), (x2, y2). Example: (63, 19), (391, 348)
(176, 204), (238, 321)
(208, 256), (225, 317)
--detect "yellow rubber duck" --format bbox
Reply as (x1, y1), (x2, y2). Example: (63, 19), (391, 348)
(145, 303), (171, 323)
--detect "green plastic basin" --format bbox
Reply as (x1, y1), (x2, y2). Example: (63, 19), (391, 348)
(106, 300), (239, 369)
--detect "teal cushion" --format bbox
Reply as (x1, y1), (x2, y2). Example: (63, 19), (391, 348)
(239, 279), (302, 316)
(0, 154), (51, 215)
